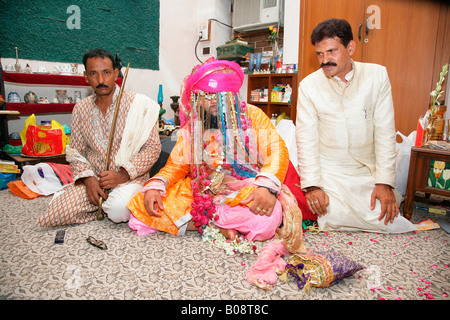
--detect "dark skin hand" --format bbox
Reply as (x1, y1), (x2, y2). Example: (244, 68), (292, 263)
(371, 183), (399, 225)
(82, 169), (129, 206)
(305, 184), (399, 225)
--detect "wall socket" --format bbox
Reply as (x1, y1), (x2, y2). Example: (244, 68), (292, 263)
(198, 19), (211, 41)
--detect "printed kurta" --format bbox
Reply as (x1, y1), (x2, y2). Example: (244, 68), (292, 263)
(296, 61), (415, 233)
(37, 85), (161, 227)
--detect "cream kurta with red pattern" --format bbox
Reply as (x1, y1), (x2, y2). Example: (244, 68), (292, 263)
(37, 85), (161, 227)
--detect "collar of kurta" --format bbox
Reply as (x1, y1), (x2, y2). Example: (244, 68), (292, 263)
(91, 84), (121, 110)
(332, 60), (355, 84)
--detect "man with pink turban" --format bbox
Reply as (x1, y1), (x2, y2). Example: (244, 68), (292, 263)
(127, 58), (304, 254)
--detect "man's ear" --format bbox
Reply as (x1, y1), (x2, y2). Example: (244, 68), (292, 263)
(347, 40), (356, 56)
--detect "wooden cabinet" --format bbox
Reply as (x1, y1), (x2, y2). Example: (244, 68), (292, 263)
(246, 73), (298, 121)
(298, 0), (450, 136)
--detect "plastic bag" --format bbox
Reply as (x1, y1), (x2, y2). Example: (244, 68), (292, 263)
(21, 162), (72, 196)
(20, 114), (67, 156)
(395, 131), (415, 198)
(276, 119), (298, 170)
(0, 172), (16, 190)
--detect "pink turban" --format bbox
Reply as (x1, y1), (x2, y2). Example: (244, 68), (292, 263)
(180, 58), (244, 127)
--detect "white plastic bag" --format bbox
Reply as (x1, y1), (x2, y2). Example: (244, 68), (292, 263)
(21, 163), (67, 196)
(276, 119), (298, 171)
(395, 131), (416, 198)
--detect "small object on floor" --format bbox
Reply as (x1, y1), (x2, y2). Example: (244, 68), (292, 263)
(86, 236), (108, 250)
(437, 220), (450, 234)
(415, 219), (440, 231)
(54, 229), (66, 244)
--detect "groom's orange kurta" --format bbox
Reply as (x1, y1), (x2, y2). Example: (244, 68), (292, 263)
(127, 105), (289, 235)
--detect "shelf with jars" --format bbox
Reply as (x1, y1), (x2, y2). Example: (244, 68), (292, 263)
(2, 72), (123, 114)
(246, 73), (298, 122)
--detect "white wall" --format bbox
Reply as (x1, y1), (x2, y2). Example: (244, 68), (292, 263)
(2, 0), (234, 134)
(283, 0), (300, 65)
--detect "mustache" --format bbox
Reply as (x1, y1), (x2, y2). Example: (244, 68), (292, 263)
(321, 62), (337, 67)
(96, 83), (108, 89)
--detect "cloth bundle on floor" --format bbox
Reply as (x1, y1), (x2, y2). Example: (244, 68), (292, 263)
(282, 250), (365, 292)
(9, 162), (72, 199)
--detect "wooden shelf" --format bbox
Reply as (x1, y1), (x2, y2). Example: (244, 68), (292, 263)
(2, 72), (123, 87)
(5, 102), (75, 114)
(246, 73), (298, 121)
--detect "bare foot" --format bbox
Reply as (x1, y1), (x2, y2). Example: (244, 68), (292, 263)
(187, 220), (197, 231)
(220, 228), (241, 242)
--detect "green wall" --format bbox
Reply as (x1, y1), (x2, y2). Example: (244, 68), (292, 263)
(0, 0), (159, 70)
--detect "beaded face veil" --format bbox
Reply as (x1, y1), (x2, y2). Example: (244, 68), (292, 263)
(179, 58), (263, 232)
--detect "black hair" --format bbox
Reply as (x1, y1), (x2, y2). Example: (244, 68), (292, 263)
(82, 48), (116, 70)
(311, 18), (353, 47)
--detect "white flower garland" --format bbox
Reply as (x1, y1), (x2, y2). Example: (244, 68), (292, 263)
(201, 223), (267, 256)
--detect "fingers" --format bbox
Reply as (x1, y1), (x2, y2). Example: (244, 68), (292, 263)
(378, 200), (399, 225)
(307, 199), (327, 217)
(98, 171), (119, 189)
(253, 206), (273, 216)
(373, 185), (399, 225)
(143, 190), (162, 217)
(249, 188), (276, 216)
(306, 189), (329, 217)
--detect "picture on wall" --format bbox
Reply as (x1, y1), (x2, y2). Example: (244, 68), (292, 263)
(428, 160), (450, 190)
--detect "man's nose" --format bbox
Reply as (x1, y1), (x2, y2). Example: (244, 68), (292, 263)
(322, 53), (332, 64)
(97, 72), (105, 84)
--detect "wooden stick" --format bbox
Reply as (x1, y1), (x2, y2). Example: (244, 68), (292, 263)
(97, 63), (130, 220)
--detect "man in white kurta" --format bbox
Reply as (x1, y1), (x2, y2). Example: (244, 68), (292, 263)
(296, 18), (415, 233)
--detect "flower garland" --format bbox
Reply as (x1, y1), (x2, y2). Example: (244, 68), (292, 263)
(201, 222), (268, 256)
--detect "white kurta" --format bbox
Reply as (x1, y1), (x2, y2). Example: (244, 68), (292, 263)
(296, 61), (415, 233)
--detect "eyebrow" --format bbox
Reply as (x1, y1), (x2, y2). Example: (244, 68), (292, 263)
(315, 48), (338, 55)
(88, 68), (112, 73)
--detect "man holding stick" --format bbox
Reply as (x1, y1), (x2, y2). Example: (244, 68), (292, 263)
(37, 48), (161, 227)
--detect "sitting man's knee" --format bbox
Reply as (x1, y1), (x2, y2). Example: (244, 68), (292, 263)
(102, 199), (131, 223)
